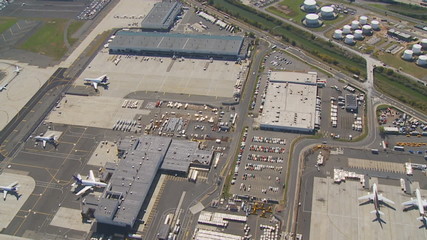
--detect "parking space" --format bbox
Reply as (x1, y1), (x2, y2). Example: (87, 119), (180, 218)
(318, 80), (365, 140)
(230, 129), (292, 201)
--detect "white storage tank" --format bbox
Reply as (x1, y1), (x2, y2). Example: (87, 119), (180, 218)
(342, 25), (352, 34)
(421, 39), (427, 50)
(362, 25), (372, 35)
(351, 20), (360, 30)
(345, 34), (355, 45)
(359, 16), (368, 25)
(371, 20), (380, 30)
(412, 44), (422, 55)
(303, 0), (317, 12)
(333, 29), (343, 39)
(320, 6), (335, 19)
(304, 13), (321, 27)
(402, 50), (413, 60)
(354, 30), (363, 40)
(417, 55), (427, 66)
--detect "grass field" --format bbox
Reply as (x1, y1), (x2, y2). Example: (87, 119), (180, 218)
(377, 52), (427, 80)
(19, 19), (68, 60)
(267, 1), (348, 32)
(19, 19), (84, 60)
(266, 0), (306, 21)
(374, 70), (427, 114)
(0, 17), (18, 35)
(368, 2), (427, 21)
(67, 20), (85, 46)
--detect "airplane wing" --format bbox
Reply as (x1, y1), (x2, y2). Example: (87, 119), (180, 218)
(92, 82), (98, 90)
(402, 199), (418, 207)
(3, 190), (7, 200)
(358, 193), (374, 201)
(378, 194), (395, 205)
(7, 181), (19, 188)
(89, 170), (95, 182)
(42, 140), (46, 148)
(76, 186), (92, 196)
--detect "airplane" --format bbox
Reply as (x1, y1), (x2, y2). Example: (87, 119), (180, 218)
(14, 66), (21, 74)
(402, 188), (427, 223)
(358, 183), (395, 216)
(83, 74), (109, 90)
(34, 134), (57, 148)
(72, 170), (107, 196)
(0, 84), (7, 92)
(0, 181), (19, 200)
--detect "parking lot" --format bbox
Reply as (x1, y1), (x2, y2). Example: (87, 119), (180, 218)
(318, 80), (366, 140)
(230, 128), (295, 201)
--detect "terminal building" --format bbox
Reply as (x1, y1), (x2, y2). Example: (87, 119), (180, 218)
(81, 136), (213, 228)
(141, 1), (183, 31)
(109, 30), (248, 60)
(259, 72), (318, 134)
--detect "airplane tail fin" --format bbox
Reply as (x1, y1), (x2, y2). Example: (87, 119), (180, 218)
(73, 174), (82, 184)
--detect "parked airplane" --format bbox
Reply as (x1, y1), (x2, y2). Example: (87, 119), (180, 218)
(34, 134), (57, 148)
(358, 183), (395, 216)
(402, 188), (427, 223)
(14, 66), (21, 74)
(83, 74), (109, 90)
(72, 170), (107, 196)
(0, 181), (19, 200)
(0, 84), (7, 92)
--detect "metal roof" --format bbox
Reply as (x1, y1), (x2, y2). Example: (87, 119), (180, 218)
(95, 136), (172, 227)
(141, 1), (182, 31)
(161, 140), (213, 173)
(345, 94), (358, 110)
(109, 31), (245, 58)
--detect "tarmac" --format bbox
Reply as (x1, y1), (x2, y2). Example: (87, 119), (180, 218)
(0, 61), (55, 132)
(75, 51), (247, 98)
(0, 171), (36, 231)
(307, 177), (427, 240)
(46, 95), (150, 129)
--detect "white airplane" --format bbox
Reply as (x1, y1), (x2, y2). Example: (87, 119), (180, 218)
(72, 170), (107, 196)
(83, 75), (109, 90)
(14, 66), (21, 74)
(0, 181), (20, 200)
(402, 188), (427, 222)
(34, 134), (57, 148)
(0, 84), (7, 92)
(358, 183), (395, 216)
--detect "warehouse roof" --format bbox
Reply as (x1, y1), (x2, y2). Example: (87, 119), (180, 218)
(141, 1), (182, 31)
(95, 136), (172, 227)
(162, 140), (213, 173)
(109, 31), (245, 57)
(260, 72), (318, 132)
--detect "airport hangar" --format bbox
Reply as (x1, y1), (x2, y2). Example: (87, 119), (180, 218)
(108, 30), (248, 60)
(81, 135), (213, 228)
(259, 72), (319, 134)
(141, 1), (183, 31)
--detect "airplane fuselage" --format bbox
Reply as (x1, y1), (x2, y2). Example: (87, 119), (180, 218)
(416, 189), (425, 216)
(80, 180), (107, 188)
